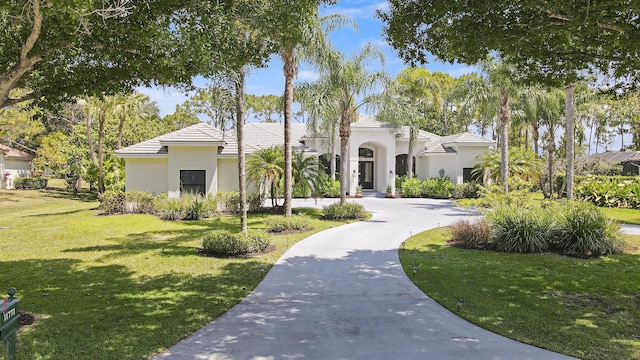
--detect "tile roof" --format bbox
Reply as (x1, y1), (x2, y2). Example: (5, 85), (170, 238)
(116, 122), (314, 157)
(596, 151), (640, 163)
(440, 132), (496, 145)
(0, 143), (33, 160)
(418, 143), (457, 155)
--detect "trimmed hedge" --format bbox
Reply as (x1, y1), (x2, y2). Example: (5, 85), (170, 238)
(201, 230), (270, 256)
(14, 177), (48, 190)
(322, 202), (367, 220)
(215, 191), (264, 213)
(265, 215), (313, 233)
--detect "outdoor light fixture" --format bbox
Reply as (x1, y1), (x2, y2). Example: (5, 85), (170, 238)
(389, 170), (393, 178)
(412, 267), (418, 278)
(401, 241), (406, 250)
(439, 168), (445, 178)
(456, 298), (465, 312)
(259, 265), (266, 277)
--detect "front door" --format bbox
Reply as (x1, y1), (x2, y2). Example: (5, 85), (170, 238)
(359, 161), (374, 189)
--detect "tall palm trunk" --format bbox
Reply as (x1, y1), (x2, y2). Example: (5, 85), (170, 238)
(407, 127), (415, 179)
(565, 83), (575, 200)
(330, 125), (337, 181)
(499, 90), (510, 192)
(117, 114), (125, 149)
(97, 109), (106, 193)
(339, 111), (351, 204)
(283, 48), (295, 217)
(235, 67), (248, 233)
(86, 115), (96, 164)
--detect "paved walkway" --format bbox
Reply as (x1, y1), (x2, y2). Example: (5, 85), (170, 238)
(152, 196), (574, 360)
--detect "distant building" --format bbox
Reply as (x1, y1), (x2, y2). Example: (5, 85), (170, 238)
(596, 151), (640, 176)
(0, 144), (34, 189)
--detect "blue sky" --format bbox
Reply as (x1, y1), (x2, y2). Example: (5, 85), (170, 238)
(139, 0), (473, 117)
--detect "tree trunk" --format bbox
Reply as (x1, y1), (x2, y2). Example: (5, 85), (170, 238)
(97, 111), (105, 193)
(565, 83), (575, 200)
(86, 114), (97, 165)
(282, 48), (295, 217)
(0, 0), (43, 110)
(339, 112), (351, 204)
(117, 114), (125, 149)
(235, 67), (248, 234)
(407, 127), (415, 180)
(499, 90), (510, 192)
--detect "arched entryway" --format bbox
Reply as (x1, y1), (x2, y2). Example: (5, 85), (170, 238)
(358, 147), (374, 189)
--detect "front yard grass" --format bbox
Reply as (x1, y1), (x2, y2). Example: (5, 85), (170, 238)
(400, 227), (640, 360)
(0, 189), (349, 360)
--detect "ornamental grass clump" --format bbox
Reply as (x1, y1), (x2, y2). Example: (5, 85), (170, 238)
(265, 215), (313, 233)
(201, 230), (270, 256)
(322, 202), (367, 220)
(551, 202), (622, 257)
(449, 219), (491, 249)
(485, 205), (552, 253)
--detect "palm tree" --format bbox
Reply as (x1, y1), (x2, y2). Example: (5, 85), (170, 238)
(291, 149), (322, 197)
(377, 68), (431, 179)
(109, 92), (150, 149)
(467, 57), (523, 191)
(281, 13), (356, 216)
(314, 44), (387, 203)
(472, 147), (543, 186)
(247, 146), (284, 207)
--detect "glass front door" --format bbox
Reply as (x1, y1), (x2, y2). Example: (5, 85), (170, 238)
(359, 161), (374, 189)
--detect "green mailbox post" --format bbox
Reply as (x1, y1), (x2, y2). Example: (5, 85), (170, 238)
(0, 288), (19, 360)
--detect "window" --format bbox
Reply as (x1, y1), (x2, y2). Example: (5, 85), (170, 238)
(319, 154), (341, 176)
(463, 168), (473, 183)
(395, 154), (415, 177)
(180, 170), (206, 196)
(358, 147), (374, 158)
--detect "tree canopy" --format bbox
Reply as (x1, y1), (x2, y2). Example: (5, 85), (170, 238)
(378, 1), (640, 88)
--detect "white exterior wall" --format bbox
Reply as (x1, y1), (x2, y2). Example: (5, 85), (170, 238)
(1, 156), (32, 189)
(218, 158), (239, 192)
(124, 158), (168, 194)
(420, 155), (459, 182)
(167, 146), (218, 198)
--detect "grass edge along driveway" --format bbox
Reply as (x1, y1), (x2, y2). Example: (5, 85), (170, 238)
(0, 189), (354, 360)
(400, 226), (640, 360)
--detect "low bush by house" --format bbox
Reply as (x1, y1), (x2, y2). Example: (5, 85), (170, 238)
(265, 215), (313, 233)
(449, 202), (623, 258)
(201, 230), (270, 256)
(401, 178), (422, 197)
(422, 176), (455, 198)
(215, 191), (264, 213)
(452, 182), (481, 199)
(322, 202), (367, 220)
(14, 177), (48, 190)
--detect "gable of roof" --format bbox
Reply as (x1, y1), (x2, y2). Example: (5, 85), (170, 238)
(0, 144), (34, 160)
(440, 132), (496, 145)
(117, 123), (228, 157)
(418, 143), (457, 156)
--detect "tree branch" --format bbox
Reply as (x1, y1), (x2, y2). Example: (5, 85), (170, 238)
(537, 6), (626, 34)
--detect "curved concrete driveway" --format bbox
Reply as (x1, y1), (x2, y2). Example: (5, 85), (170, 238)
(153, 197), (573, 360)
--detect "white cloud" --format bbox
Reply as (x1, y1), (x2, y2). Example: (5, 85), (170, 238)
(137, 86), (190, 117)
(296, 70), (321, 82)
(322, 1), (388, 19)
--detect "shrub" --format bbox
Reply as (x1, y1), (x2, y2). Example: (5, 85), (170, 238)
(201, 230), (270, 256)
(124, 191), (157, 214)
(485, 205), (552, 253)
(14, 177), (48, 190)
(573, 175), (640, 209)
(182, 193), (216, 220)
(265, 215), (313, 233)
(452, 182), (480, 199)
(215, 191), (264, 213)
(316, 174), (340, 198)
(448, 219), (491, 249)
(401, 178), (423, 197)
(322, 202), (367, 220)
(155, 196), (184, 220)
(551, 203), (623, 257)
(395, 174), (407, 193)
(422, 176), (454, 198)
(99, 190), (126, 215)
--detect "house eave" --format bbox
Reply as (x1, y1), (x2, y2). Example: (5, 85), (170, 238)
(159, 140), (226, 147)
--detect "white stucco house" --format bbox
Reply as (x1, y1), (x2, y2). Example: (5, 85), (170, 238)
(116, 116), (495, 197)
(0, 144), (34, 189)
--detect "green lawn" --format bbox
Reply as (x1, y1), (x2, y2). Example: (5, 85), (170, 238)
(400, 227), (640, 360)
(0, 189), (349, 360)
